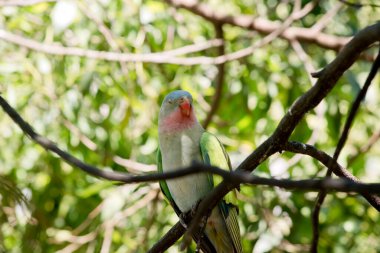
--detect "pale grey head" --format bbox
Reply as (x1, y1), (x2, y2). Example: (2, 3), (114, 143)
(159, 90), (193, 119)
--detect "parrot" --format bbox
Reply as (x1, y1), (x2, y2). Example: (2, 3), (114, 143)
(157, 90), (242, 253)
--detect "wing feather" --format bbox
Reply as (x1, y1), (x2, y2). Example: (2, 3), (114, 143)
(157, 149), (181, 216)
(200, 132), (242, 253)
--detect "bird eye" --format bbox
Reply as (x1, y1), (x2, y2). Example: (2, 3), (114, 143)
(167, 99), (173, 104)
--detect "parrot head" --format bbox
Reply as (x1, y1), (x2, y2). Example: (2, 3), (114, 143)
(159, 90), (198, 133)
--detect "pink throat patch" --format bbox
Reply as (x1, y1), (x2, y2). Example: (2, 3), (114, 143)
(160, 107), (196, 133)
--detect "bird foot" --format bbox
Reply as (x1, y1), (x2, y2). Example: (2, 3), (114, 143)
(179, 212), (190, 228)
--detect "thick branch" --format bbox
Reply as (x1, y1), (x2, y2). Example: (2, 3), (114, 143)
(148, 175), (380, 252)
(182, 22), (380, 246)
(3, 92), (380, 251)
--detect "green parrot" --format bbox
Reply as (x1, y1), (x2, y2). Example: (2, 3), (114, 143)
(157, 90), (242, 253)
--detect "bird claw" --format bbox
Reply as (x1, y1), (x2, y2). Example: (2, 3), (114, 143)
(181, 200), (211, 249)
(179, 212), (189, 228)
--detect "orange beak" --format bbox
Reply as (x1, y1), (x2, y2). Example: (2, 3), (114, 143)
(179, 98), (191, 117)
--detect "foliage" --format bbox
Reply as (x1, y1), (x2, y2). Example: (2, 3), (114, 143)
(0, 0), (379, 252)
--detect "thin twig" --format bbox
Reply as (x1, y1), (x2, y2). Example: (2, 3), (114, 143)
(113, 156), (156, 173)
(203, 0), (316, 130)
(310, 3), (343, 34)
(202, 24), (225, 129)
(339, 0), (380, 8)
(56, 231), (98, 253)
(283, 141), (380, 209)
(348, 128), (380, 165)
(140, 191), (160, 253)
(311, 46), (380, 253)
(63, 117), (156, 173)
(79, 0), (132, 79)
(291, 39), (316, 81)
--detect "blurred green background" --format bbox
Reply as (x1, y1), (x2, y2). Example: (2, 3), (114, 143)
(0, 0), (379, 252)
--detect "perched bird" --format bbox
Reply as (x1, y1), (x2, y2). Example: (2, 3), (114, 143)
(157, 90), (241, 253)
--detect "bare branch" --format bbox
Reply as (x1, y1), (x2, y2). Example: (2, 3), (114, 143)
(202, 24), (225, 129)
(310, 3), (343, 34)
(181, 22), (380, 249)
(2, 22), (380, 251)
(148, 175), (380, 252)
(1, 97), (378, 197)
(291, 39), (316, 77)
(156, 39), (223, 57)
(201, 0), (313, 65)
(283, 141), (380, 209)
(64, 117), (156, 173)
(2, 90), (380, 251)
(0, 29), (222, 65)
(8, 94), (374, 195)
(203, 0), (315, 130)
(0, 94), (233, 184)
(164, 0), (351, 51)
(311, 46), (380, 253)
(113, 156), (156, 173)
(336, 48), (380, 162)
(147, 222), (185, 253)
(339, 0), (380, 8)
(348, 128), (380, 165)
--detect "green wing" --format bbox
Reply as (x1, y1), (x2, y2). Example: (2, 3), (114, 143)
(200, 132), (242, 253)
(157, 149), (181, 216)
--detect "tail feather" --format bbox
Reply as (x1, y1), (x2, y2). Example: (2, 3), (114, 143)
(225, 207), (242, 253)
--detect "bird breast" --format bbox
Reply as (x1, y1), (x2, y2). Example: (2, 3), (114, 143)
(159, 128), (211, 212)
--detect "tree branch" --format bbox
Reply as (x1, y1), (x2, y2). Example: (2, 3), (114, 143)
(310, 2), (343, 34)
(339, 0), (380, 8)
(147, 222), (185, 253)
(283, 141), (380, 210)
(0, 94), (240, 184)
(1, 96), (378, 196)
(180, 22), (380, 249)
(148, 175), (380, 252)
(202, 24), (225, 129)
(311, 45), (380, 253)
(2, 91), (380, 252)
(348, 128), (380, 165)
(0, 29), (223, 65)
(164, 0), (351, 51)
(2, 22), (380, 253)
